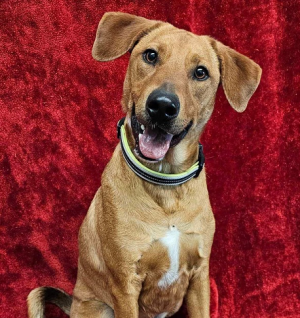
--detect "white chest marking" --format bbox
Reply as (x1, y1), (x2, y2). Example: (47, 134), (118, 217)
(158, 226), (180, 288)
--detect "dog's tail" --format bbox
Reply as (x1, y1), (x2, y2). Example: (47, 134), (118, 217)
(27, 286), (72, 317)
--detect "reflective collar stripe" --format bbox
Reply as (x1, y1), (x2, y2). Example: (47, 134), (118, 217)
(119, 123), (205, 186)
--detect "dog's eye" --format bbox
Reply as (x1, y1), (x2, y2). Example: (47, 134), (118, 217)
(194, 66), (209, 81)
(143, 49), (158, 64)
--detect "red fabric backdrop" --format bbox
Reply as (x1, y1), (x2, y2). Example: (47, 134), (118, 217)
(1, 1), (300, 317)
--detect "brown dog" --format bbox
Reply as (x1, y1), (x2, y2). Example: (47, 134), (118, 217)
(27, 12), (261, 318)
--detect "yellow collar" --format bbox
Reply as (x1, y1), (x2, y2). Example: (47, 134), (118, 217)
(118, 120), (205, 186)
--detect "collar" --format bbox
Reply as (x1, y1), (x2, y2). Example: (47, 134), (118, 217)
(117, 117), (205, 186)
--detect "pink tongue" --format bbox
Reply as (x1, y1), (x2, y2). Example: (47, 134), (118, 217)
(139, 126), (173, 160)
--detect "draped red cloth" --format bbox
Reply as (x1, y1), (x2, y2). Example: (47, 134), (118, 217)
(1, 1), (299, 317)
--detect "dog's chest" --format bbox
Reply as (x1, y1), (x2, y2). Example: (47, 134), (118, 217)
(137, 225), (203, 316)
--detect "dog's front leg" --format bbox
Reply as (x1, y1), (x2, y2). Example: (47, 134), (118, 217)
(111, 279), (141, 318)
(185, 262), (211, 318)
(71, 281), (141, 318)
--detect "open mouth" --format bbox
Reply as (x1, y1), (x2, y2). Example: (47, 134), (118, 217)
(131, 106), (192, 162)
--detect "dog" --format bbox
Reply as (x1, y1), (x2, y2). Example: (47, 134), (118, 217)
(27, 12), (261, 318)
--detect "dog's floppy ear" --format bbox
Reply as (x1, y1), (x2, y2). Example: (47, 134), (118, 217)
(210, 38), (262, 112)
(92, 12), (162, 62)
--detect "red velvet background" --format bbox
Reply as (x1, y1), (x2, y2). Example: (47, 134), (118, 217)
(1, 1), (300, 317)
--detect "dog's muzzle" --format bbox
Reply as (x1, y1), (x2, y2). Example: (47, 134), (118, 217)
(130, 102), (192, 162)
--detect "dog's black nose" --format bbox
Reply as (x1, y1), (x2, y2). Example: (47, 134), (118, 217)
(146, 90), (180, 123)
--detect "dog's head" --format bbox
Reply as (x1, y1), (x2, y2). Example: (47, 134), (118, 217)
(92, 12), (261, 164)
